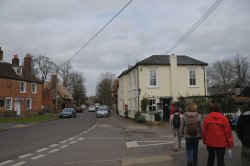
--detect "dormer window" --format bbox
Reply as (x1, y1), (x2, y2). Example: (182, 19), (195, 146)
(13, 67), (22, 75)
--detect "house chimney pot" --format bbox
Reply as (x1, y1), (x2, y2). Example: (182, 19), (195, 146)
(24, 53), (32, 71)
(12, 54), (19, 66)
(0, 47), (3, 61)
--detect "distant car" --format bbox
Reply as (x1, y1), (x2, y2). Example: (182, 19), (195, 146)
(81, 105), (87, 110)
(75, 106), (83, 113)
(59, 108), (76, 118)
(96, 106), (110, 118)
(88, 105), (96, 112)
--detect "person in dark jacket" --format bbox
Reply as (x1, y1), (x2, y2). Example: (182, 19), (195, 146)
(202, 103), (233, 166)
(236, 103), (250, 166)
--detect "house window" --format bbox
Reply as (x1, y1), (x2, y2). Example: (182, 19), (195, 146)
(149, 69), (158, 87)
(5, 97), (12, 110)
(20, 81), (26, 93)
(26, 98), (32, 109)
(148, 98), (157, 111)
(189, 69), (197, 86)
(31, 83), (37, 94)
(14, 67), (22, 75)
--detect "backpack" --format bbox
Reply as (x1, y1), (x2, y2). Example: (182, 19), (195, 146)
(186, 114), (198, 136)
(173, 113), (181, 128)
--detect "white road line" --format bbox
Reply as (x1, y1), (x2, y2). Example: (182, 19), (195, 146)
(77, 138), (85, 141)
(18, 153), (33, 159)
(31, 154), (45, 160)
(49, 149), (60, 153)
(0, 160), (14, 166)
(60, 140), (67, 144)
(36, 148), (48, 153)
(49, 144), (59, 148)
(60, 144), (69, 148)
(69, 141), (77, 144)
(11, 161), (26, 166)
(68, 137), (75, 141)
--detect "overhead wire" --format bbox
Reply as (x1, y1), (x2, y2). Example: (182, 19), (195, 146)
(67, 0), (133, 62)
(163, 0), (223, 55)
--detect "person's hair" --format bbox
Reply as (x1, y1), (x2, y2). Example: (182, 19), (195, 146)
(186, 102), (197, 112)
(211, 103), (221, 112)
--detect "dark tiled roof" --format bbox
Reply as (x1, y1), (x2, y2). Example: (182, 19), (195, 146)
(0, 62), (43, 83)
(118, 55), (207, 77)
(138, 55), (208, 65)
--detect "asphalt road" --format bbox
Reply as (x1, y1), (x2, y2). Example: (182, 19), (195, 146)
(0, 111), (243, 166)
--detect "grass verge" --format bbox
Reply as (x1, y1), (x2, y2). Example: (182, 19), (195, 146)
(0, 114), (58, 123)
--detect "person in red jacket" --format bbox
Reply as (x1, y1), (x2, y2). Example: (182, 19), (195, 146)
(202, 103), (233, 166)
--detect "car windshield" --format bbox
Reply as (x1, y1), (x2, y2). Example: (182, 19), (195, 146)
(62, 109), (73, 113)
(97, 107), (108, 112)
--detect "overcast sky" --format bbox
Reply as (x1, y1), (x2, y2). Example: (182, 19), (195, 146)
(0, 0), (249, 96)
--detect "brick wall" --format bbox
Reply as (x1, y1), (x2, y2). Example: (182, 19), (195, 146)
(0, 78), (43, 115)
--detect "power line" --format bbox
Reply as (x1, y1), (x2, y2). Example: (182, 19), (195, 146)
(67, 0), (133, 62)
(163, 0), (223, 55)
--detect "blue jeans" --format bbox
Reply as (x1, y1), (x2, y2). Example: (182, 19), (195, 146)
(185, 137), (199, 166)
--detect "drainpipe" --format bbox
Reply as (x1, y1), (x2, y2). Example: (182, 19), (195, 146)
(137, 66), (140, 112)
(203, 66), (207, 96)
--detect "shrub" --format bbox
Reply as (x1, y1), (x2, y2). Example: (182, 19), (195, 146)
(134, 111), (145, 123)
(154, 112), (162, 121)
(141, 97), (148, 113)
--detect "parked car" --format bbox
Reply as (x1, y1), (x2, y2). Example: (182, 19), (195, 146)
(81, 105), (87, 110)
(59, 108), (76, 118)
(96, 106), (110, 118)
(88, 105), (96, 112)
(75, 106), (83, 113)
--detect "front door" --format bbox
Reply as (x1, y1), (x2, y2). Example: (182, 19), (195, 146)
(14, 101), (21, 115)
(162, 98), (172, 122)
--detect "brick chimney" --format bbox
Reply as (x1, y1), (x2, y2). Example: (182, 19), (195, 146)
(0, 47), (3, 61)
(12, 54), (19, 66)
(23, 53), (32, 71)
(51, 74), (57, 90)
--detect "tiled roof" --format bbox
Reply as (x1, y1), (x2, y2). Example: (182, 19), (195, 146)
(138, 55), (208, 65)
(118, 55), (208, 77)
(0, 62), (43, 83)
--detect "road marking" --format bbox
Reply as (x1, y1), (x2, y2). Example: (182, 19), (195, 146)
(60, 140), (67, 144)
(77, 138), (85, 141)
(49, 149), (59, 153)
(68, 137), (75, 141)
(125, 140), (185, 148)
(121, 154), (173, 166)
(12, 161), (26, 166)
(49, 144), (59, 148)
(36, 148), (48, 153)
(60, 144), (69, 148)
(0, 160), (13, 166)
(69, 141), (77, 144)
(18, 153), (33, 159)
(31, 154), (45, 160)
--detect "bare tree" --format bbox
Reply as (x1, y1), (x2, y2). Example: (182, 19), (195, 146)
(68, 71), (87, 106)
(96, 72), (116, 106)
(233, 54), (250, 85)
(32, 55), (56, 82)
(57, 61), (72, 85)
(207, 59), (235, 87)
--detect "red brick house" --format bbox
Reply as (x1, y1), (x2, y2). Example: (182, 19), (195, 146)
(0, 47), (43, 117)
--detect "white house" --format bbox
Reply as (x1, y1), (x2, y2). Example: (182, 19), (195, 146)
(117, 54), (208, 121)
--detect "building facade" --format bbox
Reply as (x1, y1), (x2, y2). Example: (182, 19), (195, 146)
(118, 54), (208, 120)
(0, 48), (43, 117)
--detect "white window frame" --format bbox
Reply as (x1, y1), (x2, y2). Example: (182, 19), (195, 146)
(31, 83), (37, 94)
(14, 67), (22, 75)
(20, 81), (26, 93)
(5, 97), (12, 110)
(148, 69), (158, 87)
(26, 98), (32, 110)
(188, 69), (198, 86)
(148, 98), (157, 111)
